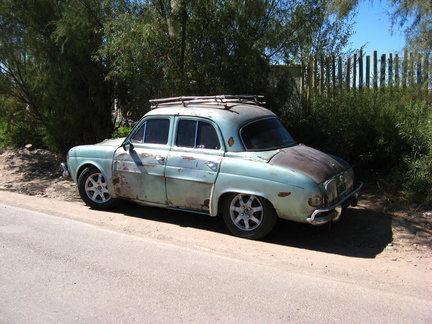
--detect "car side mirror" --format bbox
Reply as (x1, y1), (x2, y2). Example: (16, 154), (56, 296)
(122, 140), (134, 151)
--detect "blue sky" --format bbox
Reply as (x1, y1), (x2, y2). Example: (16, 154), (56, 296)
(350, 1), (406, 55)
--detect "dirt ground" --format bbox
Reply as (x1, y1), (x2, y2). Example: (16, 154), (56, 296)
(1, 146), (431, 263)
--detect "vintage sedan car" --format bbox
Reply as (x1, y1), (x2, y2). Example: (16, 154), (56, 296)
(63, 95), (362, 239)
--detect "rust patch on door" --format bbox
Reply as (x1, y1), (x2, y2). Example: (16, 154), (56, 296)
(141, 163), (156, 167)
(140, 153), (153, 159)
(182, 156), (195, 160)
(278, 192), (292, 197)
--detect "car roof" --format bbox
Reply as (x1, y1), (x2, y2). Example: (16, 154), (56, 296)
(143, 96), (277, 152)
(145, 95), (276, 125)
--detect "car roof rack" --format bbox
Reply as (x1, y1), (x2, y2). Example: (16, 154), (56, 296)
(149, 95), (265, 109)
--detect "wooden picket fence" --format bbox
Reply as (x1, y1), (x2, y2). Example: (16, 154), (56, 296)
(300, 50), (431, 96)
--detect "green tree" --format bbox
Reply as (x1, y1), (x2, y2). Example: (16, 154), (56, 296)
(1, 0), (354, 149)
(0, 0), (116, 151)
(390, 0), (432, 53)
(100, 0), (354, 120)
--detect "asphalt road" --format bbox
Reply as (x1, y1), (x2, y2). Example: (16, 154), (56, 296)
(1, 201), (431, 323)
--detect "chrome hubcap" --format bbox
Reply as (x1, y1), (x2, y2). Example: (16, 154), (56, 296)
(85, 173), (111, 203)
(229, 194), (263, 231)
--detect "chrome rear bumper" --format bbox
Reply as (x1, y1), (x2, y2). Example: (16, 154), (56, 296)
(306, 182), (363, 225)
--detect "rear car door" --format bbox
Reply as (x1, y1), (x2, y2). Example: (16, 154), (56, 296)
(165, 118), (224, 212)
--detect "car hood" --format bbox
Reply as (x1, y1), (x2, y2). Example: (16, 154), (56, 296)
(96, 137), (126, 147)
(268, 145), (350, 183)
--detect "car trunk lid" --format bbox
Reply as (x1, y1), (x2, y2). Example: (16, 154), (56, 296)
(268, 145), (349, 183)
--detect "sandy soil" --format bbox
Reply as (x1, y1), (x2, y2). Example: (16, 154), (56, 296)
(0, 146), (431, 264)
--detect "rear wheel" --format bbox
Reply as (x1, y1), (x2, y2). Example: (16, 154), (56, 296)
(78, 166), (119, 209)
(222, 193), (277, 239)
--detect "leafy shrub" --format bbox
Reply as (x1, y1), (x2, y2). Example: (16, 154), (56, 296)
(112, 125), (132, 138)
(398, 93), (432, 203)
(0, 97), (44, 150)
(278, 86), (432, 204)
(403, 152), (432, 203)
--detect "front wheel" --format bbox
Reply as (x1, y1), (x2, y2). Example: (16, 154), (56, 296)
(78, 166), (119, 209)
(222, 193), (277, 239)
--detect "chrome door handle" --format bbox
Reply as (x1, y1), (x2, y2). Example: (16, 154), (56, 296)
(206, 161), (218, 168)
(155, 155), (165, 162)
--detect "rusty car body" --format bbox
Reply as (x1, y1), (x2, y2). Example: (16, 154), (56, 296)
(64, 95), (362, 239)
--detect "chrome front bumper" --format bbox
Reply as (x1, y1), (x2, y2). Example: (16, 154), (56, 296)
(60, 163), (70, 178)
(306, 182), (363, 225)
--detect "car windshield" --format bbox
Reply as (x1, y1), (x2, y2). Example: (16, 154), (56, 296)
(241, 118), (296, 150)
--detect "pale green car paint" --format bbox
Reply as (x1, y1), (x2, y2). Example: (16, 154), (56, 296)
(67, 138), (124, 199)
(212, 150), (321, 222)
(66, 97), (362, 238)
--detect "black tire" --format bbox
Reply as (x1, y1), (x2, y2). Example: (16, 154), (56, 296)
(78, 166), (119, 209)
(222, 193), (277, 239)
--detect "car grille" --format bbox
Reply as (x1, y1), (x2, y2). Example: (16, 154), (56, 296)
(324, 171), (354, 207)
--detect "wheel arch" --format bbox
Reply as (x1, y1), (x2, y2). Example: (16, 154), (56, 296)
(76, 164), (120, 209)
(75, 161), (119, 196)
(215, 190), (277, 218)
(76, 162), (104, 182)
(221, 192), (278, 239)
(210, 173), (314, 222)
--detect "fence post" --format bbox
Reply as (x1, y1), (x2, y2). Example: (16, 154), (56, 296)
(366, 55), (370, 88)
(395, 54), (400, 87)
(389, 53), (393, 88)
(381, 54), (386, 87)
(359, 50), (363, 89)
(307, 57), (314, 97)
(417, 53), (422, 85)
(410, 52), (415, 86)
(325, 57), (331, 93)
(353, 53), (357, 89)
(320, 56), (324, 93)
(299, 51), (430, 92)
(373, 51), (378, 89)
(346, 57), (351, 90)
(402, 50), (408, 88)
(331, 55), (336, 90)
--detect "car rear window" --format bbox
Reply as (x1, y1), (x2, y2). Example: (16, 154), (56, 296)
(241, 118), (296, 150)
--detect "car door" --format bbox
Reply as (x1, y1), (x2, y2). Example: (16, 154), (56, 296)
(165, 118), (224, 212)
(113, 117), (171, 204)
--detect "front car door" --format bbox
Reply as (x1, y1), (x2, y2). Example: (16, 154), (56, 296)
(165, 118), (224, 212)
(113, 117), (171, 204)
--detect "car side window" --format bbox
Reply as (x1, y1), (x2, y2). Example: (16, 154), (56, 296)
(176, 120), (220, 150)
(131, 119), (170, 144)
(176, 120), (196, 148)
(197, 121), (220, 149)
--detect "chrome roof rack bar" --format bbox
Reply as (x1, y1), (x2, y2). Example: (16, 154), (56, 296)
(149, 95), (265, 109)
